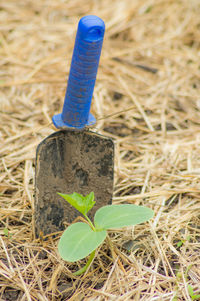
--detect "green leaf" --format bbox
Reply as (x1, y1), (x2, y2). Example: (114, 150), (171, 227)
(94, 204), (154, 230)
(186, 235), (191, 241)
(145, 5), (152, 13)
(58, 222), (106, 262)
(57, 191), (95, 215)
(177, 240), (184, 248)
(188, 285), (200, 300)
(188, 285), (194, 297)
(3, 228), (9, 237)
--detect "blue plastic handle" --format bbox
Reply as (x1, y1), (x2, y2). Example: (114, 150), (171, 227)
(52, 15), (105, 130)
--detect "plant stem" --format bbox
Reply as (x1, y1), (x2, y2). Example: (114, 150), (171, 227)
(73, 250), (96, 276)
(84, 214), (96, 231)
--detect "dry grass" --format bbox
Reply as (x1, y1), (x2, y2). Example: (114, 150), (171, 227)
(1, 0), (200, 300)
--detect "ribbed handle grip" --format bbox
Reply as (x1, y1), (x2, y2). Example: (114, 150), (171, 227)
(52, 15), (105, 129)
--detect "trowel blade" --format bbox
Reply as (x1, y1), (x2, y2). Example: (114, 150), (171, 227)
(35, 130), (114, 237)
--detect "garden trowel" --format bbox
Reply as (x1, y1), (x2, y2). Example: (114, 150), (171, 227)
(35, 16), (114, 238)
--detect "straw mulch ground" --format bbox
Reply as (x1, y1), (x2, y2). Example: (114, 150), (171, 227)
(1, 0), (200, 300)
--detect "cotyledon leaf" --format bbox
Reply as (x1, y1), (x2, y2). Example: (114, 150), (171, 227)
(58, 222), (107, 262)
(94, 204), (154, 230)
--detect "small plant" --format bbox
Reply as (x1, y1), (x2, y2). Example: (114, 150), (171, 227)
(57, 191), (154, 275)
(3, 227), (13, 239)
(173, 265), (200, 300)
(176, 235), (191, 248)
(188, 285), (200, 300)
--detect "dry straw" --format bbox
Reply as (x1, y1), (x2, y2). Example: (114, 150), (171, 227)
(1, 0), (200, 300)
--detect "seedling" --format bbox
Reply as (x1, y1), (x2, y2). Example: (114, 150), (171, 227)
(173, 265), (200, 301)
(176, 235), (191, 248)
(57, 191), (154, 275)
(188, 285), (200, 300)
(3, 227), (13, 239)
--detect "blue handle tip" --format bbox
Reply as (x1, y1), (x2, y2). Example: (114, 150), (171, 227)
(53, 15), (105, 130)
